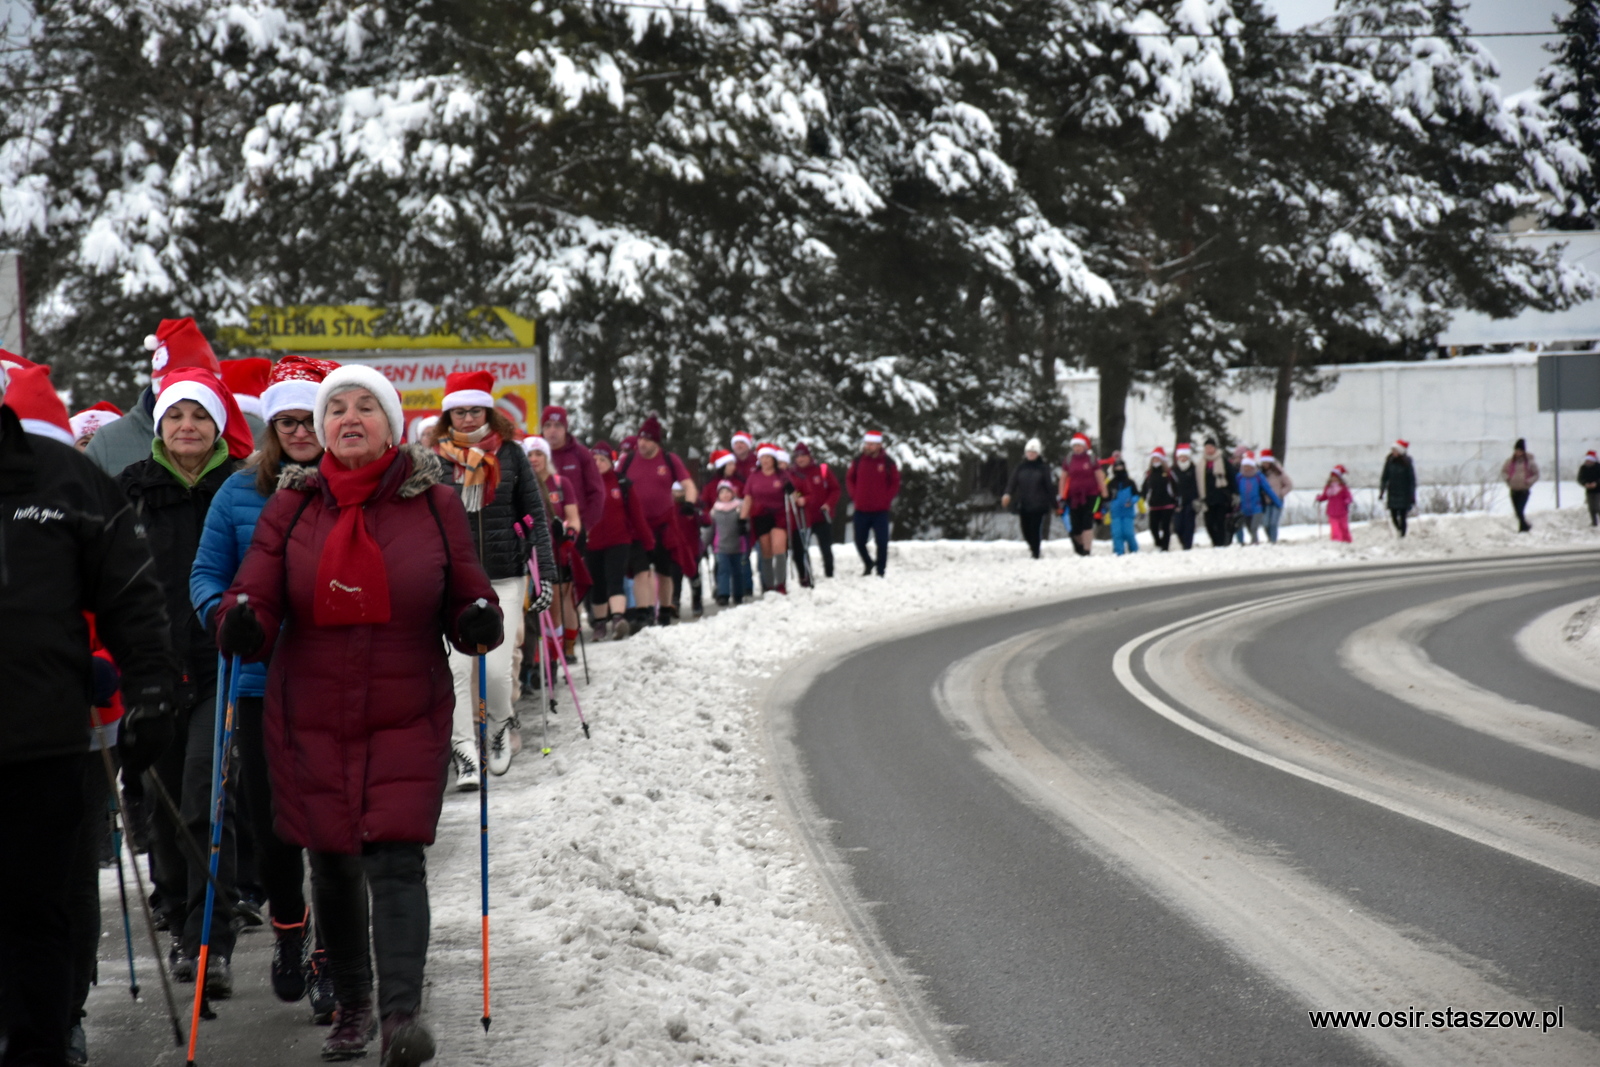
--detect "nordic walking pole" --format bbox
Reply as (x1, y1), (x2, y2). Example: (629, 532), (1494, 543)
(89, 704), (182, 1045)
(475, 634), (492, 1032)
(575, 595), (590, 685)
(187, 649), (242, 1065)
(541, 609), (590, 738)
(529, 566), (554, 754)
(107, 795), (139, 999)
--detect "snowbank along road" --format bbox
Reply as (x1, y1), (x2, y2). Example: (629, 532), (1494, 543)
(774, 547), (1600, 1067)
(84, 510), (1599, 1064)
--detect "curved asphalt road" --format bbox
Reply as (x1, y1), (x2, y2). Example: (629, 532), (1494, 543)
(781, 551), (1600, 1067)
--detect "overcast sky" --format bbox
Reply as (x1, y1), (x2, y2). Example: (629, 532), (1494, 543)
(1263, 0), (1568, 92)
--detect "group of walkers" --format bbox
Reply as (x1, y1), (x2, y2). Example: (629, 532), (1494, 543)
(1008, 434), (1299, 555)
(0, 320), (915, 1067)
(1003, 433), (1600, 553)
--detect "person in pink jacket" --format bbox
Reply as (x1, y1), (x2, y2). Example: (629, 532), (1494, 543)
(1316, 464), (1353, 543)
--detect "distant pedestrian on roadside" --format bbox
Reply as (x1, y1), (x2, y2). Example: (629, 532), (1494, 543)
(1379, 439), (1416, 537)
(1058, 433), (1106, 557)
(847, 430), (900, 576)
(1105, 457), (1140, 555)
(1234, 453), (1281, 545)
(1317, 465), (1353, 543)
(1258, 449), (1292, 544)
(1198, 439), (1234, 547)
(788, 443), (840, 577)
(1172, 443), (1198, 550)
(1002, 438), (1055, 558)
(1501, 438), (1540, 534)
(1580, 449), (1600, 526)
(1141, 447), (1178, 551)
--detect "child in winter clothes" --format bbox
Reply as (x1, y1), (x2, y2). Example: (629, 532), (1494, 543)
(1106, 459), (1141, 555)
(1140, 448), (1179, 551)
(1233, 454), (1282, 545)
(1316, 465), (1353, 543)
(709, 482), (748, 604)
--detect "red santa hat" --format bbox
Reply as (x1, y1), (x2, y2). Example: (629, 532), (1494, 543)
(261, 355), (340, 421)
(1175, 442), (1193, 457)
(1587, 450), (1599, 463)
(862, 430), (884, 444)
(1330, 464), (1347, 478)
(406, 414), (439, 445)
(1149, 446), (1167, 463)
(3, 364), (74, 446)
(708, 448), (735, 471)
(441, 370), (495, 412)
(1240, 451), (1258, 468)
(757, 441), (781, 460)
(1259, 448), (1277, 465)
(144, 318), (221, 381)
(155, 368), (253, 458)
(1071, 433), (1091, 448)
(1393, 439), (1408, 452)
(731, 431), (754, 449)
(220, 358), (273, 419)
(70, 401), (123, 442)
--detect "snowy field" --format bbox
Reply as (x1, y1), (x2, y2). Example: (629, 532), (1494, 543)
(107, 507), (1600, 1065)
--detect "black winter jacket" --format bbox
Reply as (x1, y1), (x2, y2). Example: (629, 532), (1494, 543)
(438, 439), (557, 587)
(1380, 454), (1417, 511)
(1579, 460), (1600, 493)
(117, 451), (240, 694)
(0, 408), (176, 766)
(1141, 467), (1179, 509)
(1005, 457), (1057, 512)
(1172, 462), (1199, 507)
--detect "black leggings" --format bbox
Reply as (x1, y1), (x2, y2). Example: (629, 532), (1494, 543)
(1389, 507), (1408, 537)
(585, 544), (631, 605)
(235, 696), (307, 926)
(1018, 509), (1049, 558)
(1510, 489), (1531, 531)
(309, 843), (428, 1017)
(1148, 508), (1174, 550)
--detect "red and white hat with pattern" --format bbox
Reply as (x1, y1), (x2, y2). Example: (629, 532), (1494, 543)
(70, 401), (123, 442)
(262, 355), (341, 421)
(144, 318), (221, 380)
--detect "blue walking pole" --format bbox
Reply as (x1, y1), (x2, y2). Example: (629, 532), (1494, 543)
(108, 794), (139, 998)
(476, 641), (492, 1031)
(186, 645), (242, 1065)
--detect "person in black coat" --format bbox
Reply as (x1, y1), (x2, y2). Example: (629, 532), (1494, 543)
(116, 377), (245, 990)
(1171, 443), (1199, 550)
(428, 378), (557, 785)
(1379, 439), (1417, 537)
(1198, 439), (1235, 547)
(0, 385), (176, 1066)
(1580, 449), (1600, 527)
(1002, 438), (1056, 558)
(1141, 448), (1180, 550)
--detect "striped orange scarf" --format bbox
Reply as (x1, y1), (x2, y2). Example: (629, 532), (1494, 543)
(436, 428), (501, 512)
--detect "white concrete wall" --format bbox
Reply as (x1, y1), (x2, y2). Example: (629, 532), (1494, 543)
(1062, 353), (1600, 497)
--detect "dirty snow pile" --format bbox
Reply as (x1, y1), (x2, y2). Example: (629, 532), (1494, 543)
(1561, 596), (1600, 668)
(182, 509), (1600, 1064)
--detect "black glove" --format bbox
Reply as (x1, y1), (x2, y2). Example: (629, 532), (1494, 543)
(737, 518), (749, 536)
(458, 598), (503, 651)
(678, 500), (696, 516)
(530, 581), (554, 615)
(575, 529), (588, 553)
(119, 691), (176, 777)
(218, 600), (265, 658)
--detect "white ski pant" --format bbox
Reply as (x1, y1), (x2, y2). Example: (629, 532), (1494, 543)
(451, 575), (526, 748)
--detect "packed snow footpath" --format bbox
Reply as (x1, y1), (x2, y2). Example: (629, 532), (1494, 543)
(150, 510), (1600, 1065)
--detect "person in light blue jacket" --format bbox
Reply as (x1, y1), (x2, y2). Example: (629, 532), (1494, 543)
(1233, 453), (1282, 545)
(188, 355), (339, 1019)
(1105, 457), (1141, 556)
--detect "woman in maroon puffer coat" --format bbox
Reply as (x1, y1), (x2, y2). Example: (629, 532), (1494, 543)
(217, 366), (499, 1065)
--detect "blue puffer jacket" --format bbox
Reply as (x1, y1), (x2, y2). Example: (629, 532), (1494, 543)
(190, 467), (278, 696)
(1235, 471), (1282, 516)
(1107, 483), (1140, 520)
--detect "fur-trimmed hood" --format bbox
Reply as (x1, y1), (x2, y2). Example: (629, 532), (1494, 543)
(276, 442), (444, 499)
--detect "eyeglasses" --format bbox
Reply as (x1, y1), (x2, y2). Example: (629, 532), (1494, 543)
(453, 407), (487, 418)
(272, 416), (317, 434)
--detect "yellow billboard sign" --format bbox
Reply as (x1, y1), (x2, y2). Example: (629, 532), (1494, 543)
(225, 305), (535, 351)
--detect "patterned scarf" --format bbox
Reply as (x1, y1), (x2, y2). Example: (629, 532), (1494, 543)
(436, 425), (501, 512)
(313, 448), (398, 626)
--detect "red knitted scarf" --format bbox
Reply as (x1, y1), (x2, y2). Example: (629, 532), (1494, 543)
(313, 448), (399, 626)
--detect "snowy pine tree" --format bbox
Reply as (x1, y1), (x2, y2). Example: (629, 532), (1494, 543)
(1538, 0), (1600, 229)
